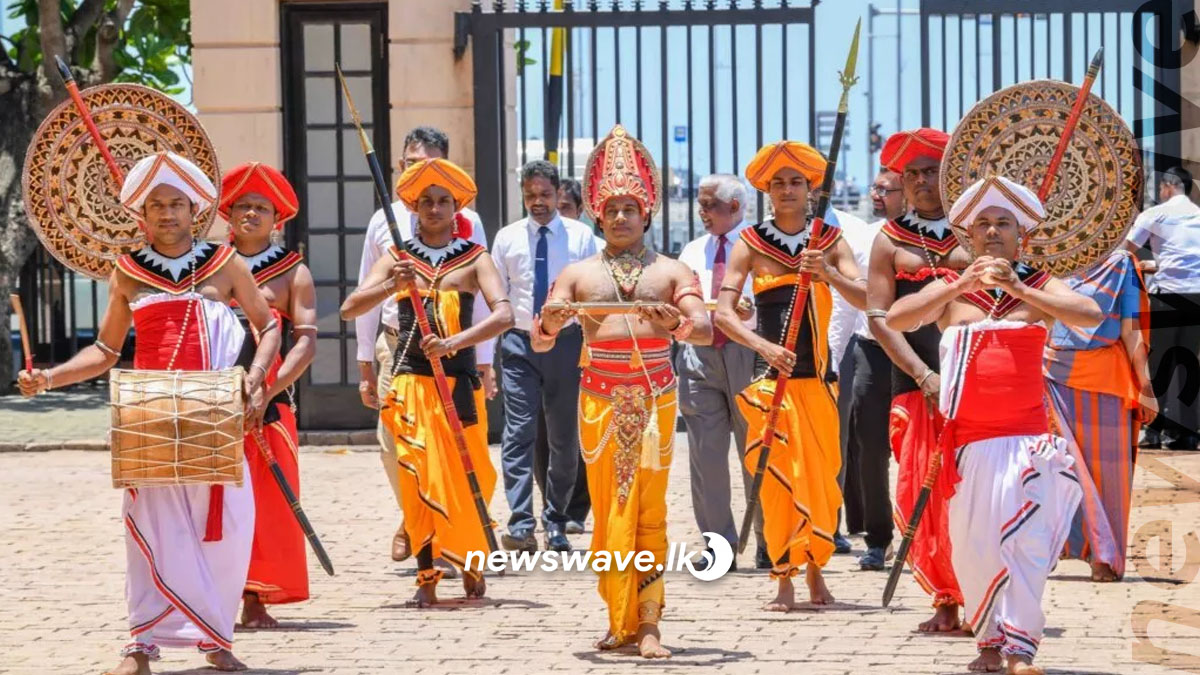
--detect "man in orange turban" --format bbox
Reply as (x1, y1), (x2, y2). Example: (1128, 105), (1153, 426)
(341, 158), (514, 606)
(866, 127), (968, 633)
(716, 140), (866, 610)
(535, 124), (713, 658)
(219, 162), (317, 629)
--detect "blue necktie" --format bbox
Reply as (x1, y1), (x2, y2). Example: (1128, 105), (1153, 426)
(534, 225), (550, 315)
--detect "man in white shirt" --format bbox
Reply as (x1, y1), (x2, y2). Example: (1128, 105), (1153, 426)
(675, 174), (763, 569)
(355, 127), (494, 563)
(828, 169), (904, 566)
(1124, 166), (1200, 451)
(493, 160), (598, 552)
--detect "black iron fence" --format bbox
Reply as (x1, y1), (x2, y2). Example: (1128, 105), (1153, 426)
(456, 0), (820, 252)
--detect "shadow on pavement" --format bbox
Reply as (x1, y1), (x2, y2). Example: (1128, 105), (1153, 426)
(572, 645), (754, 665)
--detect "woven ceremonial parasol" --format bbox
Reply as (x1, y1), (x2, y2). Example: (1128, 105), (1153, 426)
(941, 80), (1142, 277)
(22, 83), (221, 280)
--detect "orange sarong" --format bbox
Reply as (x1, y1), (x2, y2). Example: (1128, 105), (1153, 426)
(579, 338), (676, 644)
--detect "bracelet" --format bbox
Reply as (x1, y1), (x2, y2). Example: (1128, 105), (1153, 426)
(533, 316), (561, 342)
(44, 370), (54, 392)
(718, 285), (742, 294)
(672, 285), (704, 305)
(94, 338), (121, 358)
(669, 314), (695, 341)
(916, 369), (934, 386)
(251, 363), (269, 378)
(865, 309), (887, 319)
(488, 297), (512, 310)
(255, 318), (279, 337)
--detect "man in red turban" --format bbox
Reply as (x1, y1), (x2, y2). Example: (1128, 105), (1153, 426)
(866, 128), (970, 633)
(220, 162), (317, 629)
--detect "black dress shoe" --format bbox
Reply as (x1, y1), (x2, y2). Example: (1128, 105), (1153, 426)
(755, 544), (772, 570)
(1138, 428), (1161, 449)
(564, 520), (586, 535)
(544, 526), (571, 552)
(502, 529), (538, 552)
(1166, 434), (1199, 451)
(692, 547), (738, 573)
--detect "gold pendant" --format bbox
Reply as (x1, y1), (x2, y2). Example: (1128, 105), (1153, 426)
(605, 249), (646, 300)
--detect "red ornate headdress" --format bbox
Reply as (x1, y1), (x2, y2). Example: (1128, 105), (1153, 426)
(218, 162), (300, 230)
(880, 127), (949, 173)
(582, 124), (662, 221)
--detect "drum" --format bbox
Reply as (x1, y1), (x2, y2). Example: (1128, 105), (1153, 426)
(110, 368), (245, 488)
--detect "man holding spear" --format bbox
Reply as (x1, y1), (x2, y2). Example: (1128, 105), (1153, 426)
(341, 158), (514, 606)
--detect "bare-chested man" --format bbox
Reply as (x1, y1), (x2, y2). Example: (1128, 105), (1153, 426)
(887, 175), (1100, 674)
(534, 125), (711, 658)
(341, 158), (514, 607)
(715, 140), (866, 611)
(866, 128), (969, 632)
(220, 163), (318, 629)
(19, 151), (280, 674)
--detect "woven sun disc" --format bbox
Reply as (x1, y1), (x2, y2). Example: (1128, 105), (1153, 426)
(109, 368), (245, 489)
(22, 83), (221, 280)
(941, 79), (1143, 278)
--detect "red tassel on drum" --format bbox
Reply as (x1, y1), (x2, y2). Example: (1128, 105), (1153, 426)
(203, 485), (225, 541)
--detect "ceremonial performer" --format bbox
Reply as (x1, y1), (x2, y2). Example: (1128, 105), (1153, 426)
(1045, 249), (1155, 581)
(341, 158), (513, 606)
(676, 174), (763, 568)
(354, 127), (493, 565)
(866, 128), (968, 628)
(19, 151), (281, 673)
(534, 124), (712, 658)
(716, 140), (867, 610)
(220, 162), (317, 626)
(887, 175), (1100, 675)
(493, 160), (597, 553)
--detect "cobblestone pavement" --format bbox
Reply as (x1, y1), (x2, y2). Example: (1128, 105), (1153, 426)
(1, 442), (1198, 674)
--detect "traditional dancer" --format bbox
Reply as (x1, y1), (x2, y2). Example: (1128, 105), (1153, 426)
(220, 162), (317, 626)
(341, 158), (514, 606)
(534, 124), (712, 658)
(19, 151), (281, 674)
(1045, 249), (1155, 581)
(887, 175), (1100, 674)
(867, 128), (968, 629)
(716, 140), (866, 610)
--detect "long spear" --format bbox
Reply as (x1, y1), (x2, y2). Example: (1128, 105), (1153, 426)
(51, 59), (335, 574)
(250, 429), (335, 576)
(881, 46), (1106, 608)
(738, 20), (861, 554)
(336, 65), (501, 562)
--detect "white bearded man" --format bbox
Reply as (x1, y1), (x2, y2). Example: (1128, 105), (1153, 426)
(886, 176), (1102, 675)
(19, 152), (281, 673)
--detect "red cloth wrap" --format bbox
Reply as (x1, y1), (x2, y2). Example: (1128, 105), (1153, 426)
(890, 391), (962, 606)
(942, 324), (1050, 487)
(131, 298), (226, 541)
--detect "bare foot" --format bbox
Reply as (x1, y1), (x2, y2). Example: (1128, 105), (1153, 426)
(1006, 654), (1045, 675)
(918, 604), (962, 632)
(806, 564), (835, 605)
(104, 654), (151, 675)
(463, 572), (486, 599)
(205, 650), (248, 672)
(764, 576), (796, 612)
(636, 624), (671, 659)
(408, 583), (438, 608)
(1090, 561), (1119, 582)
(968, 648), (1003, 672)
(240, 592), (278, 629)
(594, 632), (631, 650)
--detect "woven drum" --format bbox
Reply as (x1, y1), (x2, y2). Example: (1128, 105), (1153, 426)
(110, 368), (245, 488)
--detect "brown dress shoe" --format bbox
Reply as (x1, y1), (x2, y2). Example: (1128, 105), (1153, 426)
(392, 526), (412, 562)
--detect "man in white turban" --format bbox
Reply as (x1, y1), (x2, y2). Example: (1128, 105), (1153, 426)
(883, 175), (1102, 675)
(19, 150), (279, 674)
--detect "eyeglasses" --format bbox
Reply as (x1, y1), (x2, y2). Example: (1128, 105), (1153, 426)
(869, 186), (902, 195)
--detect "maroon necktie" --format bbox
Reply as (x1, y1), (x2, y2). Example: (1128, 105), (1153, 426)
(711, 234), (728, 348)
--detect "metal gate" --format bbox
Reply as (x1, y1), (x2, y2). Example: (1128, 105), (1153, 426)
(917, 0), (1190, 194)
(456, 0), (819, 252)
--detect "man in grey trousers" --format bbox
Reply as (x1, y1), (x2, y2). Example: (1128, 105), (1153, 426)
(675, 174), (766, 570)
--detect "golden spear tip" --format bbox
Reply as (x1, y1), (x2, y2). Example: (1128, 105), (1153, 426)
(845, 18), (862, 81)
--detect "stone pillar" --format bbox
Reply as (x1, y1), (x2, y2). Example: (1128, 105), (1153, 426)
(190, 0), (283, 237)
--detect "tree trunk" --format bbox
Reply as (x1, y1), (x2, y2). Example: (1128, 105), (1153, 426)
(0, 78), (44, 394)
